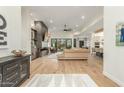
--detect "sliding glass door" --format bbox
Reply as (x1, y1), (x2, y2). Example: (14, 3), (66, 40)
(58, 39), (66, 51)
(51, 38), (72, 51)
(51, 39), (57, 51)
(66, 39), (72, 49)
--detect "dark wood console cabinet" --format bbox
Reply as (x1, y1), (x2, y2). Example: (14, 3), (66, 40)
(0, 55), (30, 87)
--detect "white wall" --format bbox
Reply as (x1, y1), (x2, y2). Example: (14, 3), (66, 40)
(22, 7), (43, 55)
(21, 7), (32, 54)
(104, 6), (124, 86)
(0, 7), (22, 57)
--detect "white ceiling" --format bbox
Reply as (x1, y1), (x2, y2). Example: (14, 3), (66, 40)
(23, 6), (103, 32)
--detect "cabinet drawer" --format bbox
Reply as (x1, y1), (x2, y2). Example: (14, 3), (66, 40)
(3, 62), (19, 74)
(0, 67), (1, 73)
(0, 74), (2, 87)
(3, 77), (18, 87)
(6, 73), (18, 83)
(0, 67), (2, 87)
(5, 69), (18, 81)
(3, 69), (19, 87)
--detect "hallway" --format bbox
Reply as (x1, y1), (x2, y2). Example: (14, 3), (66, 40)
(21, 54), (118, 87)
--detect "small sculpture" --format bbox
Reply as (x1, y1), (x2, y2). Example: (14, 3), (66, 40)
(11, 50), (27, 57)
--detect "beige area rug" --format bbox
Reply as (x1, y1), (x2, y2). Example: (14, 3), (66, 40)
(25, 74), (97, 87)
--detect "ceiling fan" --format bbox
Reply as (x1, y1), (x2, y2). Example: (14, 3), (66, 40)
(63, 24), (72, 32)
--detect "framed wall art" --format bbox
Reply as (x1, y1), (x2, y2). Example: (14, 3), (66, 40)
(0, 14), (8, 49)
(116, 23), (124, 46)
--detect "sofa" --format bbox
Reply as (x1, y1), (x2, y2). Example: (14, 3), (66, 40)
(57, 48), (90, 60)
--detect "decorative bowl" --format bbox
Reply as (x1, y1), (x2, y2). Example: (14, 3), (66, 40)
(11, 50), (27, 57)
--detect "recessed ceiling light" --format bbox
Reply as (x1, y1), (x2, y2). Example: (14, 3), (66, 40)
(31, 23), (34, 27)
(81, 16), (85, 19)
(30, 13), (33, 16)
(50, 20), (53, 23)
(53, 27), (56, 30)
(34, 18), (38, 21)
(74, 32), (80, 35)
(76, 25), (79, 27)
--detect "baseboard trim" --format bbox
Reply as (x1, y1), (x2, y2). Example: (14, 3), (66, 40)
(103, 71), (124, 87)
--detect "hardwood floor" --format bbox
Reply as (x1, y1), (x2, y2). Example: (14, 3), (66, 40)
(21, 54), (119, 87)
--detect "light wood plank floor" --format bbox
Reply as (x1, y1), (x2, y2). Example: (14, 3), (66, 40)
(21, 54), (119, 87)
